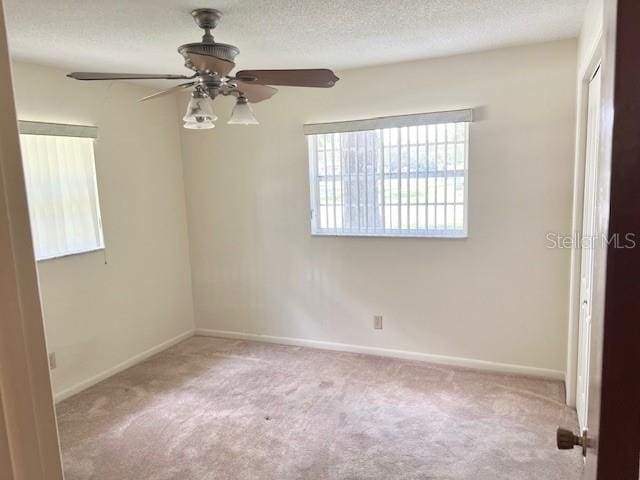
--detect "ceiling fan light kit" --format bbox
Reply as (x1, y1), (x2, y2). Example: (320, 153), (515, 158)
(67, 8), (339, 131)
(183, 86), (217, 125)
(228, 96), (258, 125)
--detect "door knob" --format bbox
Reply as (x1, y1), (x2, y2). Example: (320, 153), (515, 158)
(556, 427), (588, 456)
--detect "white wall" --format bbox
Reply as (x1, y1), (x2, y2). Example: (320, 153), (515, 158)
(565, 0), (603, 406)
(12, 62), (195, 399)
(179, 40), (577, 376)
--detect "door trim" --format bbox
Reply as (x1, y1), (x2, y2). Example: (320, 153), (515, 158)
(575, 64), (601, 430)
(0, 0), (64, 478)
(565, 36), (603, 407)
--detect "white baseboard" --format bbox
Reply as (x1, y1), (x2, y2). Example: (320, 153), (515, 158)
(195, 328), (565, 381)
(54, 329), (195, 403)
(53, 327), (564, 403)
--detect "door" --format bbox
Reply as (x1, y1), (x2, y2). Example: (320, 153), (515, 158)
(557, 0), (640, 478)
(576, 65), (601, 431)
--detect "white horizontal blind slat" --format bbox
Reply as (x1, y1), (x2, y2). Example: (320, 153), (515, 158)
(308, 113), (469, 238)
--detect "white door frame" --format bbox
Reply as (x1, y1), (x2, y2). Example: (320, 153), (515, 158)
(0, 0), (64, 478)
(565, 36), (603, 407)
(576, 64), (601, 430)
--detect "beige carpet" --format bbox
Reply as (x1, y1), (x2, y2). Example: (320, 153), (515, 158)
(57, 336), (584, 479)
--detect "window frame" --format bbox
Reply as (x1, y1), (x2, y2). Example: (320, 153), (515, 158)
(18, 121), (105, 261)
(305, 110), (471, 239)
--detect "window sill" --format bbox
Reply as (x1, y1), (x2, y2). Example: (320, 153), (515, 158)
(36, 247), (105, 263)
(311, 231), (468, 239)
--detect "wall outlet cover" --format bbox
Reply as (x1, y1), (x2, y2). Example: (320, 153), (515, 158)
(374, 315), (383, 330)
(48, 352), (57, 370)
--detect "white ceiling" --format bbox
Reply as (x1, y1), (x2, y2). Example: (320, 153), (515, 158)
(5, 0), (586, 79)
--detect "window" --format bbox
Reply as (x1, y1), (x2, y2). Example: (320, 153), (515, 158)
(305, 110), (471, 237)
(19, 122), (104, 260)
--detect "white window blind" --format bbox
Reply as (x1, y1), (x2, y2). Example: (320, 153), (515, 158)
(19, 125), (104, 260)
(305, 110), (471, 237)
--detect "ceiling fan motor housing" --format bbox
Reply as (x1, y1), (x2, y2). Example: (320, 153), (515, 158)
(178, 42), (239, 65)
(179, 8), (240, 71)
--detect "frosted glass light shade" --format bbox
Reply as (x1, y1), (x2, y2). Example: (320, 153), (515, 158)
(228, 98), (258, 125)
(183, 94), (217, 123)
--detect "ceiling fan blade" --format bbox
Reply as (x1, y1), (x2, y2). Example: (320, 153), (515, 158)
(138, 82), (197, 102)
(234, 69), (339, 88)
(231, 80), (278, 103)
(185, 53), (235, 76)
(68, 72), (192, 81)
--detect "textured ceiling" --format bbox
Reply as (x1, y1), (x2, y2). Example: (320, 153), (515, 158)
(5, 0), (586, 80)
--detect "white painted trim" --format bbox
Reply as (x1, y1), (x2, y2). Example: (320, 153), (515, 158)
(0, 1), (64, 475)
(195, 329), (565, 380)
(18, 121), (98, 138)
(303, 109), (473, 135)
(566, 33), (603, 408)
(54, 329), (195, 403)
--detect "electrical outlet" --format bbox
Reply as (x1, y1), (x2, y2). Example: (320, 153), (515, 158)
(374, 315), (383, 330)
(48, 352), (57, 370)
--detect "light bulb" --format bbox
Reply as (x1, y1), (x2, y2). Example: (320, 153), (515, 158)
(184, 116), (215, 130)
(228, 96), (258, 125)
(183, 90), (217, 123)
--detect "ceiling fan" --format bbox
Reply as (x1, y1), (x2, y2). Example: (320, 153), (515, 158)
(67, 8), (339, 129)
